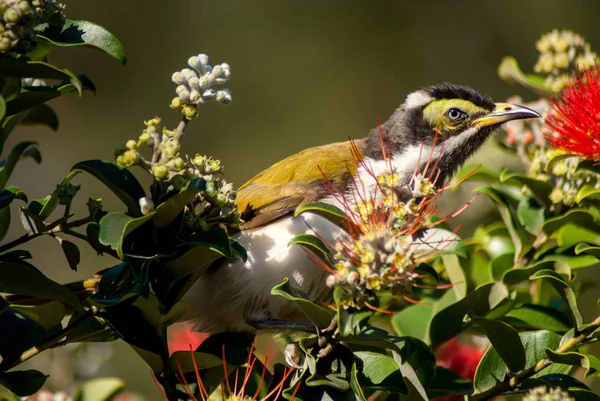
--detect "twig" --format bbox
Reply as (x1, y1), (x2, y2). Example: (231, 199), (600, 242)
(0, 306), (100, 372)
(471, 315), (600, 400)
(173, 116), (188, 143)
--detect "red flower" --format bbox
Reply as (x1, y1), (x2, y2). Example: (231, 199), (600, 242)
(168, 322), (209, 355)
(545, 67), (600, 159)
(433, 337), (486, 401)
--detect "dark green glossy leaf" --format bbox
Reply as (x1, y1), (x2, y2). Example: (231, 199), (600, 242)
(74, 377), (125, 401)
(271, 278), (332, 329)
(0, 94), (5, 120)
(290, 234), (331, 267)
(413, 228), (467, 258)
(0, 370), (47, 396)
(294, 201), (348, 229)
(473, 330), (566, 395)
(37, 19), (126, 64)
(9, 301), (66, 330)
(503, 305), (570, 332)
(153, 189), (201, 228)
(35, 170), (79, 219)
(468, 316), (526, 372)
(0, 261), (79, 308)
(5, 76), (95, 117)
(429, 282), (509, 348)
(545, 349), (600, 378)
(65, 314), (118, 343)
(18, 206), (46, 235)
(530, 270), (583, 328)
(502, 259), (556, 286)
(426, 367), (472, 399)
(20, 104), (59, 131)
(0, 205), (10, 241)
(0, 56), (81, 87)
(132, 295), (187, 329)
(543, 209), (597, 236)
(0, 141), (40, 189)
(72, 160), (145, 215)
(452, 164), (500, 186)
(98, 211), (154, 258)
(516, 197), (546, 235)
(575, 184), (600, 203)
(24, 38), (53, 61)
(355, 351), (406, 394)
(500, 170), (553, 207)
(58, 238), (80, 271)
(574, 243), (600, 260)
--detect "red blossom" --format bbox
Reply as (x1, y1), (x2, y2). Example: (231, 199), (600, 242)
(168, 322), (209, 355)
(545, 67), (600, 159)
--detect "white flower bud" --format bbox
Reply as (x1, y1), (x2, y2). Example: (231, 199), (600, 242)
(216, 89), (232, 105)
(189, 89), (201, 103)
(202, 89), (217, 101)
(181, 68), (197, 82)
(198, 76), (209, 90)
(212, 65), (223, 78)
(171, 72), (186, 85)
(139, 197), (154, 215)
(326, 274), (337, 288)
(177, 89), (191, 103)
(188, 76), (200, 91)
(197, 54), (209, 67)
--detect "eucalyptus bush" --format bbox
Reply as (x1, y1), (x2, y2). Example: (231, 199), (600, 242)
(0, 15), (599, 401)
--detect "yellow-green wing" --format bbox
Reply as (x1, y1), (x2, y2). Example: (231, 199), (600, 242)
(236, 140), (365, 229)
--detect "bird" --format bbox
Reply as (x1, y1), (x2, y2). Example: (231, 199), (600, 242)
(181, 83), (541, 334)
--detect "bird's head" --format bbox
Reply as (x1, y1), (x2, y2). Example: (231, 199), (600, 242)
(364, 83), (541, 185)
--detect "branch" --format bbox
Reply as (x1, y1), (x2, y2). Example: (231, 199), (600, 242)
(472, 315), (600, 400)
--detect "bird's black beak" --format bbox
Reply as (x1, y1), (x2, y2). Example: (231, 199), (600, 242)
(471, 103), (541, 128)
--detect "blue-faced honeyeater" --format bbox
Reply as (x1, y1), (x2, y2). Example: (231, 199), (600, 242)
(182, 83), (540, 333)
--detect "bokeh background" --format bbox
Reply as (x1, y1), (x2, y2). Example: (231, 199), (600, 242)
(5, 0), (600, 397)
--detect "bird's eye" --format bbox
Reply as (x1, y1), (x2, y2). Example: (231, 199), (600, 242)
(446, 108), (467, 122)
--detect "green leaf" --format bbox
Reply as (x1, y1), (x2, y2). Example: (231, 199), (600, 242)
(153, 188), (202, 229)
(355, 351), (406, 394)
(530, 270), (583, 328)
(545, 349), (600, 378)
(99, 212), (154, 259)
(0, 205), (10, 241)
(290, 234), (331, 267)
(271, 278), (332, 329)
(65, 315), (118, 343)
(9, 301), (66, 331)
(0, 56), (82, 87)
(33, 170), (79, 219)
(0, 261), (80, 309)
(503, 305), (570, 332)
(37, 19), (127, 64)
(5, 75), (95, 116)
(452, 164), (501, 186)
(426, 367), (472, 399)
(520, 374), (600, 401)
(72, 160), (146, 214)
(169, 351), (226, 374)
(0, 94), (5, 120)
(429, 282), (510, 348)
(497, 56), (556, 96)
(0, 141), (41, 190)
(74, 377), (125, 401)
(516, 197), (546, 235)
(502, 259), (556, 286)
(20, 104), (59, 131)
(392, 289), (457, 343)
(18, 206), (46, 235)
(468, 316), (526, 372)
(58, 238), (80, 271)
(0, 370), (47, 396)
(413, 228), (467, 258)
(132, 295), (188, 329)
(500, 170), (553, 207)
(295, 201), (348, 229)
(442, 254), (466, 300)
(574, 243), (600, 260)
(543, 209), (597, 236)
(474, 330), (567, 394)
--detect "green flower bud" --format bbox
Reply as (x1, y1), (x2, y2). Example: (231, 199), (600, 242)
(171, 174), (186, 190)
(0, 37), (12, 53)
(173, 157), (186, 170)
(56, 183), (80, 205)
(4, 9), (20, 24)
(215, 193), (227, 206)
(182, 105), (198, 119)
(139, 132), (152, 145)
(126, 139), (138, 150)
(144, 117), (161, 127)
(152, 164), (169, 181)
(205, 180), (216, 195)
(549, 188), (563, 204)
(170, 96), (183, 110)
(122, 149), (139, 166)
(116, 155), (126, 168)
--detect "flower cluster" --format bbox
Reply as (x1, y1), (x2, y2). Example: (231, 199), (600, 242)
(0, 0), (65, 53)
(114, 55), (241, 229)
(171, 54), (232, 119)
(326, 168), (449, 310)
(522, 386), (574, 401)
(534, 29), (597, 92)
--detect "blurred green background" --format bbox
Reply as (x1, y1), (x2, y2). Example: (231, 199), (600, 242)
(6, 0), (600, 396)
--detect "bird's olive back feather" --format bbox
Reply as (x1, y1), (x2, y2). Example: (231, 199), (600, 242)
(236, 140), (366, 229)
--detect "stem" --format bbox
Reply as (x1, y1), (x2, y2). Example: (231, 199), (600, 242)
(471, 315), (600, 400)
(173, 117), (188, 143)
(159, 327), (179, 401)
(0, 306), (99, 372)
(0, 233), (40, 253)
